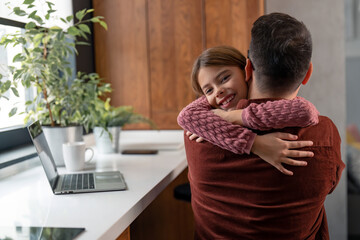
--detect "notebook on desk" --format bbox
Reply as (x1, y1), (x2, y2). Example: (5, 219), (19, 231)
(27, 121), (127, 194)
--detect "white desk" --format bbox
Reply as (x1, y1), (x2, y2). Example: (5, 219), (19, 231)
(0, 130), (187, 240)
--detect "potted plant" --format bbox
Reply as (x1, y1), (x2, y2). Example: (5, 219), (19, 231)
(89, 98), (154, 154)
(0, 0), (109, 165)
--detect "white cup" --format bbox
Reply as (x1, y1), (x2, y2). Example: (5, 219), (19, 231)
(62, 142), (94, 172)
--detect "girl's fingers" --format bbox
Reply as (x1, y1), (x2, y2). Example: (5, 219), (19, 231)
(189, 134), (198, 140)
(282, 157), (308, 166)
(186, 131), (192, 136)
(196, 137), (204, 143)
(287, 140), (313, 149)
(276, 165), (294, 176)
(273, 132), (298, 140)
(286, 150), (314, 158)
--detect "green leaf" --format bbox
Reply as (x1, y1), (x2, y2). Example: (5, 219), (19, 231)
(23, 0), (35, 5)
(13, 53), (26, 62)
(67, 26), (79, 36)
(46, 1), (55, 8)
(60, 18), (67, 24)
(13, 70), (23, 80)
(66, 15), (73, 22)
(1, 81), (11, 93)
(104, 98), (111, 111)
(27, 4), (35, 9)
(90, 17), (100, 23)
(76, 41), (90, 46)
(18, 37), (26, 45)
(9, 107), (17, 117)
(75, 9), (86, 21)
(99, 21), (108, 30)
(28, 12), (44, 25)
(25, 21), (36, 29)
(0, 74), (2, 79)
(13, 7), (27, 16)
(11, 87), (19, 97)
(33, 33), (43, 46)
(28, 10), (37, 19)
(24, 47), (30, 56)
(78, 30), (88, 40)
(78, 24), (91, 34)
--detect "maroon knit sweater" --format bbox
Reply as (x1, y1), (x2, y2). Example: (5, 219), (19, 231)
(184, 98), (344, 240)
(177, 96), (319, 154)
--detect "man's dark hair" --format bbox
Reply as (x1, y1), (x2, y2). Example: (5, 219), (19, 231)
(248, 12), (312, 95)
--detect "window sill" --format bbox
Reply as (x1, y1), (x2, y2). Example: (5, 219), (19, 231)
(0, 144), (40, 180)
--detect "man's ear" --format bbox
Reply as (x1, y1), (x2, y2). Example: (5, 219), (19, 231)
(245, 59), (253, 82)
(302, 62), (313, 85)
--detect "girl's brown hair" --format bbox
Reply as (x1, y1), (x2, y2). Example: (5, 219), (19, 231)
(191, 46), (246, 95)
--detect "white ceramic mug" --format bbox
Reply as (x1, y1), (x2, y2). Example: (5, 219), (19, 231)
(62, 142), (94, 172)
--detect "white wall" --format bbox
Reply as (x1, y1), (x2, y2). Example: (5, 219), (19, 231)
(266, 0), (347, 239)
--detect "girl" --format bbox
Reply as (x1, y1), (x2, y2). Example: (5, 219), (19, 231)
(177, 46), (319, 175)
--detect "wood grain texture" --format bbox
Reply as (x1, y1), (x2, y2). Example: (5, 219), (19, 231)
(204, 0), (264, 55)
(130, 169), (194, 240)
(116, 227), (130, 240)
(147, 0), (202, 129)
(93, 0), (151, 119)
(92, 0), (264, 129)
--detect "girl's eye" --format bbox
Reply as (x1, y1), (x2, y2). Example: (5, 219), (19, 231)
(204, 88), (213, 95)
(221, 75), (230, 83)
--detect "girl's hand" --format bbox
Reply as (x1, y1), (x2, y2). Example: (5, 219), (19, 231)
(212, 109), (243, 125)
(186, 131), (205, 143)
(251, 132), (314, 176)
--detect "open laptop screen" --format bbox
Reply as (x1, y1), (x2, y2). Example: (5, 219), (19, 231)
(28, 121), (58, 189)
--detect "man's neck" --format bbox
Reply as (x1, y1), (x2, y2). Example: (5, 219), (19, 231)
(247, 78), (300, 100)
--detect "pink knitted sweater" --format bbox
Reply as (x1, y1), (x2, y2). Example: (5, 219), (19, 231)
(177, 96), (319, 154)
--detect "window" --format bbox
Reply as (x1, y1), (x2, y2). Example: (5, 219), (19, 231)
(0, 0), (75, 171)
(0, 25), (32, 129)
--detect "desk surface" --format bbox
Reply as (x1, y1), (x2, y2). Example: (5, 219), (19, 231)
(0, 130), (187, 240)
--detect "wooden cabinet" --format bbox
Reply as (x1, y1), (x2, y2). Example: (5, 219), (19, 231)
(93, 0), (263, 129)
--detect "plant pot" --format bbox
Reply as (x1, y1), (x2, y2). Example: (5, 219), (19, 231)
(42, 125), (83, 167)
(93, 126), (121, 154)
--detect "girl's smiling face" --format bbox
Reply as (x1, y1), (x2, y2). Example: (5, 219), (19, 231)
(198, 66), (248, 111)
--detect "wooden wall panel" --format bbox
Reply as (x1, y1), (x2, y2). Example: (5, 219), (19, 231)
(147, 0), (202, 129)
(205, 0), (264, 56)
(93, 0), (264, 130)
(93, 0), (151, 119)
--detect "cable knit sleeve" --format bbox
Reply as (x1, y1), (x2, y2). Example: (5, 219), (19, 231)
(241, 97), (319, 131)
(177, 96), (256, 154)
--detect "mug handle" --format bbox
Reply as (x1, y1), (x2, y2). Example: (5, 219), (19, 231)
(85, 147), (94, 163)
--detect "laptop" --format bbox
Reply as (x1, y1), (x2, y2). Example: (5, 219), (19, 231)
(27, 121), (127, 194)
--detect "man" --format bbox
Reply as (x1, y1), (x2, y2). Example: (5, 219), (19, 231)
(184, 13), (345, 239)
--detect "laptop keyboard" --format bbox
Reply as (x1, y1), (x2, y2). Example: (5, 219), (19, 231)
(60, 173), (95, 191)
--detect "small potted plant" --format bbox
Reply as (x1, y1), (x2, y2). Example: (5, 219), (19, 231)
(89, 98), (154, 154)
(0, 0), (108, 165)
